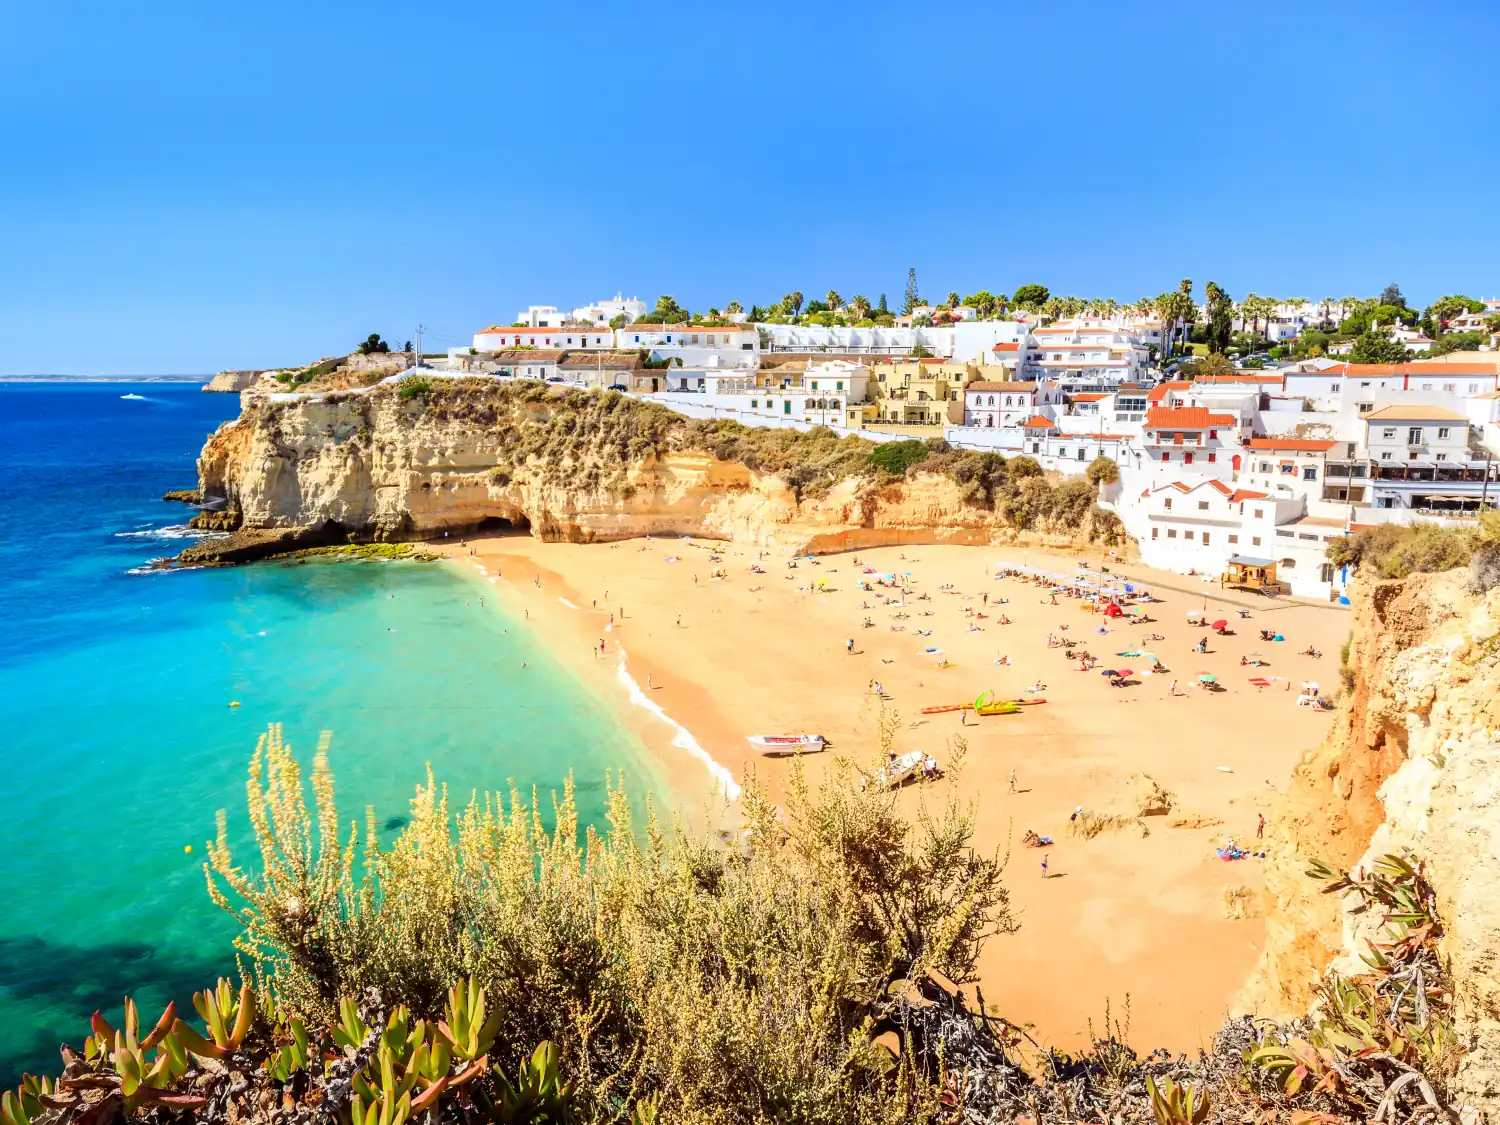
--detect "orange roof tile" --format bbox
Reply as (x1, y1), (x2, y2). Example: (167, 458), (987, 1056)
(992, 342), (1020, 351)
(967, 381), (1036, 392)
(1069, 393), (1110, 402)
(1144, 406), (1236, 429)
(1246, 438), (1338, 452)
(1230, 490), (1269, 502)
(1020, 415), (1058, 429)
(1146, 380), (1191, 401)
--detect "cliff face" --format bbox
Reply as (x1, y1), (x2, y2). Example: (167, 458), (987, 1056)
(1241, 568), (1500, 1110)
(194, 384), (1121, 555)
(203, 370), (270, 393)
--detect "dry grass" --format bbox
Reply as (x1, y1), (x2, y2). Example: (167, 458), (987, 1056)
(1168, 813), (1224, 830)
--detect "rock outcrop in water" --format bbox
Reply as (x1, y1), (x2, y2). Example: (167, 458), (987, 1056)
(1241, 567), (1500, 1114)
(191, 379), (1123, 559)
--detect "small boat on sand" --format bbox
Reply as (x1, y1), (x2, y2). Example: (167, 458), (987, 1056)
(747, 734), (825, 756)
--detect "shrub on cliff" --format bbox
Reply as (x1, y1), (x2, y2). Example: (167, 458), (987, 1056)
(1327, 513), (1500, 584)
(189, 724), (1014, 1122)
(868, 439), (929, 479)
(1086, 455), (1119, 485)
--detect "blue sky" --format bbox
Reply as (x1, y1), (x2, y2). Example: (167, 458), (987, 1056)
(2, 0), (1498, 374)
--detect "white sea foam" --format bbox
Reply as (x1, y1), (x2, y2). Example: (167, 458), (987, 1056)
(557, 596), (579, 609)
(125, 560), (182, 575)
(115, 524), (223, 541)
(615, 654), (740, 801)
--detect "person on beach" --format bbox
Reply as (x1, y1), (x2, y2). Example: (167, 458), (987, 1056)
(1040, 854), (1049, 878)
(676, 615), (682, 628)
(1009, 769), (1017, 794)
(846, 638), (854, 654)
(647, 673), (653, 690)
(1257, 814), (1266, 839)
(1167, 679), (1178, 697)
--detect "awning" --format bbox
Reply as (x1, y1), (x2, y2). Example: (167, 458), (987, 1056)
(1227, 555), (1276, 566)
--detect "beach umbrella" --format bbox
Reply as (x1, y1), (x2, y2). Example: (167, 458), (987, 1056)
(1137, 651), (1156, 661)
(1211, 619), (1228, 630)
(1114, 668), (1133, 678)
(1099, 669), (1119, 677)
(1198, 673), (1217, 684)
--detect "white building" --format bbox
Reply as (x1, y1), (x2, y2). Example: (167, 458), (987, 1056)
(757, 323), (956, 357)
(961, 381), (1063, 428)
(614, 323), (759, 368)
(1023, 322), (1150, 388)
(1139, 406), (1239, 473)
(571, 294), (649, 326)
(646, 359), (871, 430)
(950, 320), (1029, 363)
(472, 326), (612, 352)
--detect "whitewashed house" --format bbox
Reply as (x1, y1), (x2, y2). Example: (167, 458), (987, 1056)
(473, 326), (612, 352)
(962, 381), (1062, 428)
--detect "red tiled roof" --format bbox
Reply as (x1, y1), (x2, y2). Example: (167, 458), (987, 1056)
(1246, 438), (1338, 452)
(1195, 373), (1283, 384)
(1204, 480), (1233, 495)
(968, 381), (1036, 393)
(1069, 393), (1110, 402)
(1020, 415), (1058, 429)
(1146, 380), (1191, 401)
(1144, 406), (1236, 429)
(992, 342), (1020, 351)
(1230, 490), (1269, 502)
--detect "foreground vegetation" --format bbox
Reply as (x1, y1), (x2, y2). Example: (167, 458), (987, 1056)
(5, 722), (1471, 1124)
(1327, 510), (1500, 590)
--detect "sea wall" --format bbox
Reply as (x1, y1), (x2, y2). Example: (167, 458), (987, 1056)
(193, 382), (1123, 558)
(1239, 567), (1500, 1112)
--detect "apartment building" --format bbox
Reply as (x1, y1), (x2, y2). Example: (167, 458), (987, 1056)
(1022, 322), (1150, 387)
(472, 326), (613, 352)
(962, 381), (1063, 428)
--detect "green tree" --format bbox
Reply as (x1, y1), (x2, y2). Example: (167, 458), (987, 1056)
(785, 291), (805, 317)
(848, 294), (871, 320)
(1379, 282), (1406, 308)
(962, 290), (997, 318)
(869, 440), (930, 477)
(1348, 328), (1411, 364)
(725, 300), (743, 314)
(826, 289), (842, 311)
(877, 293), (889, 315)
(902, 268), (921, 314)
(643, 295), (689, 323)
(1011, 283), (1049, 309)
(356, 333), (390, 355)
(1204, 282), (1234, 354)
(945, 290), (960, 308)
(1085, 455), (1119, 485)
(609, 313), (628, 330)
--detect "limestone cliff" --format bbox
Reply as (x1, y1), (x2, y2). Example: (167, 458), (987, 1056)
(203, 369), (272, 393)
(193, 380), (1124, 556)
(1240, 567), (1500, 1110)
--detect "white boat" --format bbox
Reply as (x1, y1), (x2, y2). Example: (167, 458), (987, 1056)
(872, 750), (927, 790)
(747, 734), (825, 756)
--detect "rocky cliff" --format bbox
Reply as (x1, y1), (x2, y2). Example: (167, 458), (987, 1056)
(203, 369), (271, 393)
(191, 379), (1124, 557)
(1241, 567), (1500, 1111)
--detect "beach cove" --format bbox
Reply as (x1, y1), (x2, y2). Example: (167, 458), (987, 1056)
(434, 531), (1353, 1054)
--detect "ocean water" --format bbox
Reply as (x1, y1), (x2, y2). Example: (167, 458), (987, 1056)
(0, 382), (662, 1083)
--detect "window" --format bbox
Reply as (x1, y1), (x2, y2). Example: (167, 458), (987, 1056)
(1209, 429), (1218, 439)
(1444, 383), (1456, 393)
(1184, 531), (1195, 541)
(836, 381), (844, 391)
(810, 381), (818, 390)
(1280, 462), (1295, 474)
(1259, 461), (1272, 473)
(1254, 508), (1264, 519)
(1077, 448), (1086, 460)
(1331, 383), (1340, 392)
(1422, 383), (1433, 391)
(1198, 501), (1210, 510)
(1436, 453), (1448, 462)
(1303, 467), (1317, 480)
(1151, 527), (1158, 539)
(1382, 428), (1397, 439)
(1470, 383), (1480, 393)
(1381, 452), (1392, 460)
(1207, 452), (1217, 463)
(1408, 427), (1423, 444)
(1161, 451), (1170, 462)
(1164, 498), (1173, 511)
(783, 401), (791, 414)
(1167, 529), (1177, 538)
(1438, 427), (1450, 439)
(1228, 534), (1239, 544)
(1358, 403), (1374, 412)
(1252, 536), (1262, 546)
(1202, 533), (1211, 545)
(1184, 452), (1194, 465)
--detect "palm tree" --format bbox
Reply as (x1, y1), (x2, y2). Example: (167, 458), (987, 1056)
(726, 300), (742, 315)
(826, 290), (842, 311)
(849, 294), (871, 320)
(945, 291), (960, 308)
(995, 293), (1009, 317)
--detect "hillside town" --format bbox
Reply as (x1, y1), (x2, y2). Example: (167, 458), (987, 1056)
(246, 281), (1500, 602)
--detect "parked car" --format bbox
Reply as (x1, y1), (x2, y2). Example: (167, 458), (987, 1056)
(608, 384), (630, 392)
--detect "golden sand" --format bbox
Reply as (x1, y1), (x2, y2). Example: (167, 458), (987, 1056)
(434, 534), (1349, 1054)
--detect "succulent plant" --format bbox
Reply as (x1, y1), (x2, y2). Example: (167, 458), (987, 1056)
(174, 978), (255, 1060)
(437, 978), (503, 1062)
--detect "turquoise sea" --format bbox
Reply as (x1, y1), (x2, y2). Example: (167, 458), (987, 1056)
(0, 381), (662, 1083)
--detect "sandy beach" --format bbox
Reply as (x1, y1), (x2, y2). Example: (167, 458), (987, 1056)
(434, 533), (1350, 1054)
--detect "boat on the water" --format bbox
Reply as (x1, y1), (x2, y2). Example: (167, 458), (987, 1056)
(747, 733), (825, 756)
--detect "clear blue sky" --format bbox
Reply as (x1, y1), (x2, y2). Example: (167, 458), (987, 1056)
(3, 0), (1498, 375)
